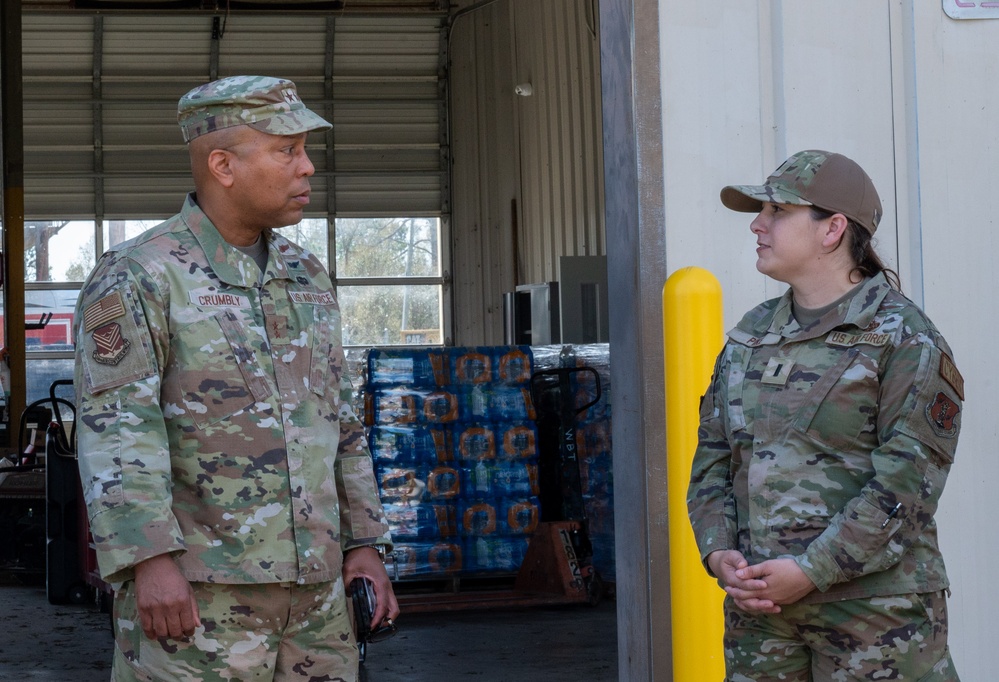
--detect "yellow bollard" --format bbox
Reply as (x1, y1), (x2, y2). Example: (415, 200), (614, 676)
(663, 267), (726, 681)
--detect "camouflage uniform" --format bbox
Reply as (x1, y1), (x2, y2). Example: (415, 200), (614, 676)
(75, 194), (391, 680)
(688, 273), (963, 680)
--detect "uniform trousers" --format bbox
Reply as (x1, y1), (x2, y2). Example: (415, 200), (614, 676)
(111, 577), (358, 682)
(723, 590), (957, 682)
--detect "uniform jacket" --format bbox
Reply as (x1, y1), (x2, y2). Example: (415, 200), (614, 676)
(75, 194), (391, 586)
(688, 273), (963, 602)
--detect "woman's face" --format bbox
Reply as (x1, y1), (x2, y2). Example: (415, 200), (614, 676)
(750, 203), (829, 284)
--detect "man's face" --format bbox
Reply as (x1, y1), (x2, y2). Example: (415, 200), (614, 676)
(226, 129), (316, 232)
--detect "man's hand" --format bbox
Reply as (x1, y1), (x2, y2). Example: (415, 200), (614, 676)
(725, 558), (816, 613)
(343, 546), (399, 629)
(133, 554), (201, 640)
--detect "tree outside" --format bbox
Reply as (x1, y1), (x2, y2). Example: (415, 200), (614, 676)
(335, 218), (442, 346)
(19, 215), (443, 350)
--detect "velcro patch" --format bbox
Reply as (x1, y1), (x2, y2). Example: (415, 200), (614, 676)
(926, 391), (960, 438)
(84, 291), (126, 333)
(825, 330), (892, 347)
(289, 291), (335, 305)
(80, 284), (155, 394)
(189, 289), (249, 309)
(761, 356), (793, 386)
(91, 323), (131, 366)
(939, 353), (964, 401)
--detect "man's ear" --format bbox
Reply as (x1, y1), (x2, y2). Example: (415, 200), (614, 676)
(821, 212), (850, 248)
(207, 148), (236, 188)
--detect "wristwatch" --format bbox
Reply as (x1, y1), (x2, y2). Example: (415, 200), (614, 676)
(353, 544), (388, 560)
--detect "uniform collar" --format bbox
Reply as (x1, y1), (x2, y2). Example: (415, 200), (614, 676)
(180, 193), (293, 288)
(738, 272), (892, 342)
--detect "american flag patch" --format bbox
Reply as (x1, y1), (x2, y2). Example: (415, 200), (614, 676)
(84, 291), (126, 333)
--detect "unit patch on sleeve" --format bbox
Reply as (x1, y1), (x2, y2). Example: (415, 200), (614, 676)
(91, 322), (131, 366)
(80, 286), (156, 393)
(925, 391), (960, 438)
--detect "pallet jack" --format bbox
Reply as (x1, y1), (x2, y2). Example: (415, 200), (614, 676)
(514, 366), (603, 606)
(395, 365), (604, 612)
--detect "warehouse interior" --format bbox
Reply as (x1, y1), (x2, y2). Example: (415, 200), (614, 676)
(0, 0), (622, 679)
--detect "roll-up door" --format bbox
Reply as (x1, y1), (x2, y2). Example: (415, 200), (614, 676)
(21, 12), (446, 221)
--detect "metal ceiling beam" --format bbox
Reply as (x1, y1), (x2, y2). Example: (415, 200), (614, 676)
(21, 1), (449, 14)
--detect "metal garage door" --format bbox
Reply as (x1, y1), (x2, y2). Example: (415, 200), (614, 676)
(21, 10), (447, 221)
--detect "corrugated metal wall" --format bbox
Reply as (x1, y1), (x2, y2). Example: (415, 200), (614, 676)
(449, 0), (604, 345)
(20, 11), (446, 220)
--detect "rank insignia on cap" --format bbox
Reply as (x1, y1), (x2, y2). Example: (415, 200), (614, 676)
(91, 322), (131, 366)
(84, 291), (126, 333)
(926, 391), (959, 438)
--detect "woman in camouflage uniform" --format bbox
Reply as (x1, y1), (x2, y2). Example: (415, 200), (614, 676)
(688, 150), (962, 681)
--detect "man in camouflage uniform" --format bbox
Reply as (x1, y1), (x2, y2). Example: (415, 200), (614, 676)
(75, 75), (397, 681)
(687, 150), (962, 681)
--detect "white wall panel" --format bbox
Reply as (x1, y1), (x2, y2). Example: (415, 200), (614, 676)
(661, 1), (898, 323)
(905, 6), (998, 677)
(659, 1), (996, 676)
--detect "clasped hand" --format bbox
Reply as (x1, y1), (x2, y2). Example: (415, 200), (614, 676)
(707, 550), (816, 614)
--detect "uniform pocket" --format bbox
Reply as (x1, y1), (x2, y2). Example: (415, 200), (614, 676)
(791, 347), (880, 454)
(308, 306), (343, 410)
(726, 345), (753, 433)
(112, 582), (156, 682)
(78, 396), (125, 511)
(341, 455), (384, 538)
(172, 311), (269, 428)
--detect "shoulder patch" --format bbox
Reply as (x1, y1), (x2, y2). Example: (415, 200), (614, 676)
(79, 285), (156, 394)
(939, 353), (964, 401)
(926, 391), (960, 438)
(84, 291), (126, 333)
(91, 323), (131, 366)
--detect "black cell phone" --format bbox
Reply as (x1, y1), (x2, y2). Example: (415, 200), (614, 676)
(349, 577), (397, 643)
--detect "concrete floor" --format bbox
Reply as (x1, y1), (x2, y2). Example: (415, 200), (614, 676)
(0, 578), (617, 681)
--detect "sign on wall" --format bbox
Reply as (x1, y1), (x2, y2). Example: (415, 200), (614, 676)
(944, 0), (999, 19)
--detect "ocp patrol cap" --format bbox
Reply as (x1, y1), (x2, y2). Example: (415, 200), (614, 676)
(177, 75), (332, 143)
(720, 149), (883, 234)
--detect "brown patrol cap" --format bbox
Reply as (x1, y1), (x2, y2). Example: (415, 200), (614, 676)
(177, 75), (331, 143)
(720, 150), (883, 234)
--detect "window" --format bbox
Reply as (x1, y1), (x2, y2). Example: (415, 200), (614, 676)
(334, 217), (444, 347)
(17, 215), (444, 400)
(20, 221), (94, 403)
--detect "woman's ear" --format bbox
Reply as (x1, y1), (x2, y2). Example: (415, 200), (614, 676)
(821, 213), (850, 248)
(207, 148), (236, 188)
